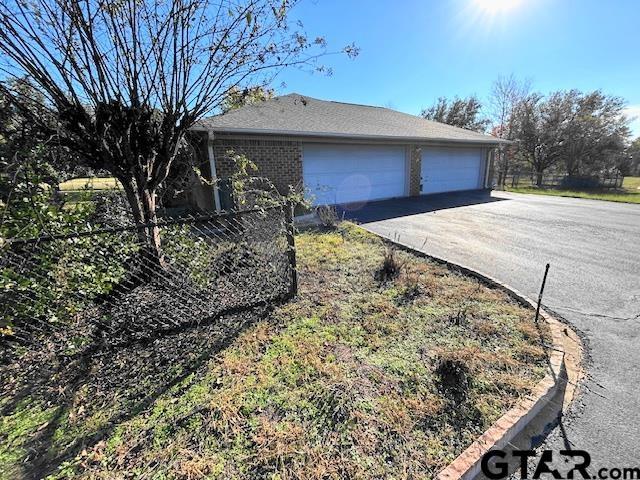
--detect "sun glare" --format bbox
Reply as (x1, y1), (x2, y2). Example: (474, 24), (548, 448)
(474, 0), (522, 14)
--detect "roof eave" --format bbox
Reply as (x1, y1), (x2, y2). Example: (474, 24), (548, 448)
(198, 126), (505, 145)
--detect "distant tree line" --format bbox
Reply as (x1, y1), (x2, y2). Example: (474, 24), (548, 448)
(421, 75), (638, 183)
(421, 96), (489, 133)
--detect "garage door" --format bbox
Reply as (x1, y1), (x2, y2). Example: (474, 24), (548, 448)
(303, 144), (407, 205)
(421, 147), (484, 194)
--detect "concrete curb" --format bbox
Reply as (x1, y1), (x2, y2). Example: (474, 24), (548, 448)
(370, 234), (571, 480)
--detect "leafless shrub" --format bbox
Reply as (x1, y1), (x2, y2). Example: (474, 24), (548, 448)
(316, 205), (339, 228)
(314, 382), (354, 427)
(375, 246), (404, 282)
(397, 271), (421, 304)
(435, 358), (471, 402)
(448, 304), (470, 326)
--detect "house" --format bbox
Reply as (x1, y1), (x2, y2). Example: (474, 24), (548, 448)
(191, 93), (503, 210)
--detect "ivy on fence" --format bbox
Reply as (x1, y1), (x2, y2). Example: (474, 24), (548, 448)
(0, 205), (296, 353)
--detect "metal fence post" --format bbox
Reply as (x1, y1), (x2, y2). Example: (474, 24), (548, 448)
(535, 263), (550, 323)
(284, 202), (298, 297)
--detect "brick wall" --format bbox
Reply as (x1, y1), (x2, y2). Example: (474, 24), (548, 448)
(408, 145), (422, 196)
(212, 138), (303, 194)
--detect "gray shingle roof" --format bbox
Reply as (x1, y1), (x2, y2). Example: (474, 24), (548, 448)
(197, 93), (502, 145)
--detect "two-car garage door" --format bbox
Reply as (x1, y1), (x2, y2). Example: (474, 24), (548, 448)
(303, 144), (407, 206)
(302, 143), (485, 205)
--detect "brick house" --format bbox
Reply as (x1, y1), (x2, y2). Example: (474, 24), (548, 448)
(188, 93), (503, 211)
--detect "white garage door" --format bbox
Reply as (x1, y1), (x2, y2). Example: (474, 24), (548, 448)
(421, 147), (484, 194)
(303, 144), (407, 205)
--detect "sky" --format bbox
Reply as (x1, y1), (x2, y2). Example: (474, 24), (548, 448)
(277, 0), (640, 137)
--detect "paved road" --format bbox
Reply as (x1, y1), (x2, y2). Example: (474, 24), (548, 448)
(342, 190), (640, 470)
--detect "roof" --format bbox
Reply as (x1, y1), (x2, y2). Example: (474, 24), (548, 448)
(197, 93), (503, 145)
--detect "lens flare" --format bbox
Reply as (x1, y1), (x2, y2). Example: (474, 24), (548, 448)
(474, 0), (522, 14)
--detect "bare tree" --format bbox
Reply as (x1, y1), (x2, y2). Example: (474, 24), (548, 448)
(0, 0), (357, 266)
(488, 74), (530, 186)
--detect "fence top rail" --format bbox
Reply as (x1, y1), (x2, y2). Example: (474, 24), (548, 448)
(4, 204), (287, 247)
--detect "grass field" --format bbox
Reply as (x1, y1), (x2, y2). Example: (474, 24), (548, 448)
(57, 177), (122, 209)
(1, 223), (551, 479)
(505, 176), (640, 204)
(59, 177), (121, 191)
(622, 176), (640, 191)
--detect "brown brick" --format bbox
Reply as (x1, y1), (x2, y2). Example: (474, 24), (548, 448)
(212, 138), (303, 195)
(408, 145), (422, 196)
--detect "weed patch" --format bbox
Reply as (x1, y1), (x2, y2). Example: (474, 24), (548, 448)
(435, 358), (472, 402)
(2, 222), (550, 479)
(315, 205), (340, 228)
(375, 245), (404, 282)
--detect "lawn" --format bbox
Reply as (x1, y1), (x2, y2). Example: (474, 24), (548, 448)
(623, 176), (640, 191)
(57, 177), (122, 209)
(0, 223), (551, 479)
(505, 176), (640, 204)
(59, 177), (121, 191)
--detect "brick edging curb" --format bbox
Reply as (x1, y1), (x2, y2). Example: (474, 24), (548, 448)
(371, 234), (569, 480)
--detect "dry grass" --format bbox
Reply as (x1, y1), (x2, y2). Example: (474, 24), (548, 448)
(58, 177), (121, 191)
(2, 223), (551, 479)
(623, 176), (640, 191)
(506, 176), (640, 204)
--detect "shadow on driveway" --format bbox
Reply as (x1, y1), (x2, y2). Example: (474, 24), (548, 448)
(337, 190), (508, 223)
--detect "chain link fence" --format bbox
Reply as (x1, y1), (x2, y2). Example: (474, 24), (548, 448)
(0, 205), (296, 356)
(497, 169), (625, 190)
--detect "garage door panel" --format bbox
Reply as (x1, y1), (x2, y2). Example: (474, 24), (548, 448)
(304, 144), (407, 205)
(421, 147), (482, 195)
(304, 160), (403, 175)
(308, 170), (405, 185)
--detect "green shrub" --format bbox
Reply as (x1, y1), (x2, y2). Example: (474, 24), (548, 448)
(1, 175), (138, 341)
(1, 232), (139, 340)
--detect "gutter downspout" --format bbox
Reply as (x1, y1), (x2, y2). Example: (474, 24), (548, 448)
(207, 132), (222, 213)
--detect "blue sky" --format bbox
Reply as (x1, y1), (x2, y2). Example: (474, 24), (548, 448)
(279, 0), (640, 137)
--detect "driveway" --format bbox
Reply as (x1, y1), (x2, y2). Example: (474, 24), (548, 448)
(343, 190), (640, 469)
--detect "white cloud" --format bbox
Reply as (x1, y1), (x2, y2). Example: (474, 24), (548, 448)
(624, 105), (640, 139)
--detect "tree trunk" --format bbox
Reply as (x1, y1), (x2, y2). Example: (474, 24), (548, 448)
(140, 187), (166, 269)
(566, 155), (579, 177)
(119, 176), (167, 271)
(535, 171), (544, 186)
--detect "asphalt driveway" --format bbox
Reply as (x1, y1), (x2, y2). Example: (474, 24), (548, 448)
(343, 190), (640, 469)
